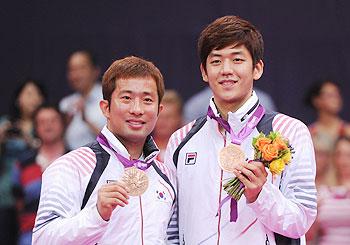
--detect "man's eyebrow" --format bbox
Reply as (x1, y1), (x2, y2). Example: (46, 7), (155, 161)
(208, 53), (222, 58)
(209, 50), (244, 57)
(119, 90), (155, 95)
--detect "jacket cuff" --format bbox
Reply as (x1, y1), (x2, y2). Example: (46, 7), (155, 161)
(89, 205), (110, 227)
(247, 182), (277, 212)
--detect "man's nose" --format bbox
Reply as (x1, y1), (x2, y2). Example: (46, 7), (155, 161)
(220, 60), (234, 75)
(130, 98), (144, 115)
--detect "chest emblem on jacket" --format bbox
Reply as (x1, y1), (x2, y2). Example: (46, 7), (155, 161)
(185, 152), (197, 165)
(156, 190), (167, 201)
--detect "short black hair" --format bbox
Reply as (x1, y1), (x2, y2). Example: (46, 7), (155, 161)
(68, 49), (98, 67)
(10, 78), (47, 120)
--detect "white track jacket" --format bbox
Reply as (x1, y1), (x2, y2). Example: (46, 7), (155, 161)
(165, 93), (317, 245)
(33, 126), (176, 244)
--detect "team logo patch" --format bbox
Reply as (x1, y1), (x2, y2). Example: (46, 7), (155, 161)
(185, 152), (197, 165)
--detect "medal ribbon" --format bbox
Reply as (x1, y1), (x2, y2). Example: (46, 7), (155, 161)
(207, 104), (265, 144)
(96, 133), (152, 170)
(208, 104), (265, 222)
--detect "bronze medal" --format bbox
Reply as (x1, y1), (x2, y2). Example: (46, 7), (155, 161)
(121, 167), (149, 196)
(219, 144), (246, 173)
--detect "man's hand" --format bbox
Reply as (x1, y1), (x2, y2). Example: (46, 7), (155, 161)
(75, 97), (101, 135)
(96, 182), (129, 221)
(233, 161), (268, 203)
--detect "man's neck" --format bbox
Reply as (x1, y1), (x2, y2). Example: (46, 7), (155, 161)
(20, 112), (33, 121)
(114, 134), (145, 160)
(153, 135), (169, 150)
(81, 82), (95, 98)
(39, 140), (66, 160)
(125, 142), (144, 159)
(214, 97), (251, 121)
(104, 126), (147, 160)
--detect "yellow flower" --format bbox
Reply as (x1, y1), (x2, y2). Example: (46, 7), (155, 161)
(281, 151), (292, 164)
(269, 158), (285, 175)
(262, 144), (279, 161)
(255, 137), (272, 151)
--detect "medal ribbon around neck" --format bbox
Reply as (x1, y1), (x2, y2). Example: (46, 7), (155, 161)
(96, 133), (152, 171)
(207, 104), (265, 222)
(97, 133), (151, 196)
(207, 103), (265, 145)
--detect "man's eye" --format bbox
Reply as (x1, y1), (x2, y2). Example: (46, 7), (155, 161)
(144, 98), (153, 103)
(233, 58), (244, 63)
(210, 59), (221, 65)
(121, 96), (131, 100)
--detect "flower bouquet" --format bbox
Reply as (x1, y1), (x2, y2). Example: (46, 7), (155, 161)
(223, 131), (294, 201)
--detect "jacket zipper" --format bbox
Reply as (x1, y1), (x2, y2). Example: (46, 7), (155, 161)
(265, 234), (270, 245)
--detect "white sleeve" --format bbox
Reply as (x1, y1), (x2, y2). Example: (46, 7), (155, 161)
(248, 118), (317, 238)
(59, 96), (73, 114)
(32, 156), (108, 244)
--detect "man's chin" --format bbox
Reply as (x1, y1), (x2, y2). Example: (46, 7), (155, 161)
(126, 132), (149, 142)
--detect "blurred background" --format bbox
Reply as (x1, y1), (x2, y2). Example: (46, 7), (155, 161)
(1, 1), (350, 244)
(1, 0), (350, 124)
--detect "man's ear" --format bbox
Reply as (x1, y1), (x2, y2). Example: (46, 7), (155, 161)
(253, 60), (264, 80)
(200, 64), (209, 83)
(99, 99), (110, 120)
(158, 103), (164, 115)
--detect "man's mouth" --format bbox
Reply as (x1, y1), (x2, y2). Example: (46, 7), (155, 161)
(219, 79), (238, 87)
(126, 119), (145, 128)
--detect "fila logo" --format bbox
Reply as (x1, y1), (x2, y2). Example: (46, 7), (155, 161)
(185, 152), (197, 165)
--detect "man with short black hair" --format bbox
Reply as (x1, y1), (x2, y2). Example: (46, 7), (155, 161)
(166, 16), (316, 244)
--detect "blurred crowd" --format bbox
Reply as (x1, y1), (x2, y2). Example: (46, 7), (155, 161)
(0, 50), (349, 245)
(304, 80), (350, 244)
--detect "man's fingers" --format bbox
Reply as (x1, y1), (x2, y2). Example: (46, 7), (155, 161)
(102, 191), (129, 205)
(99, 197), (127, 209)
(233, 163), (267, 189)
(243, 161), (268, 178)
(233, 168), (252, 187)
(101, 183), (129, 197)
(110, 197), (127, 207)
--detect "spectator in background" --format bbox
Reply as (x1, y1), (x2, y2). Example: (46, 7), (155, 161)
(0, 79), (46, 245)
(183, 86), (276, 123)
(312, 137), (332, 187)
(13, 104), (68, 245)
(308, 136), (350, 245)
(1, 79), (47, 147)
(153, 89), (184, 162)
(59, 50), (105, 149)
(305, 136), (333, 243)
(305, 79), (350, 185)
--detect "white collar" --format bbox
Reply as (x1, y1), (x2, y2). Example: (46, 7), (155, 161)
(100, 126), (156, 161)
(209, 91), (259, 133)
(101, 125), (130, 157)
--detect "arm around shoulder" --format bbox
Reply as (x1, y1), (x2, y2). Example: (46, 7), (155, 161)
(32, 153), (108, 244)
